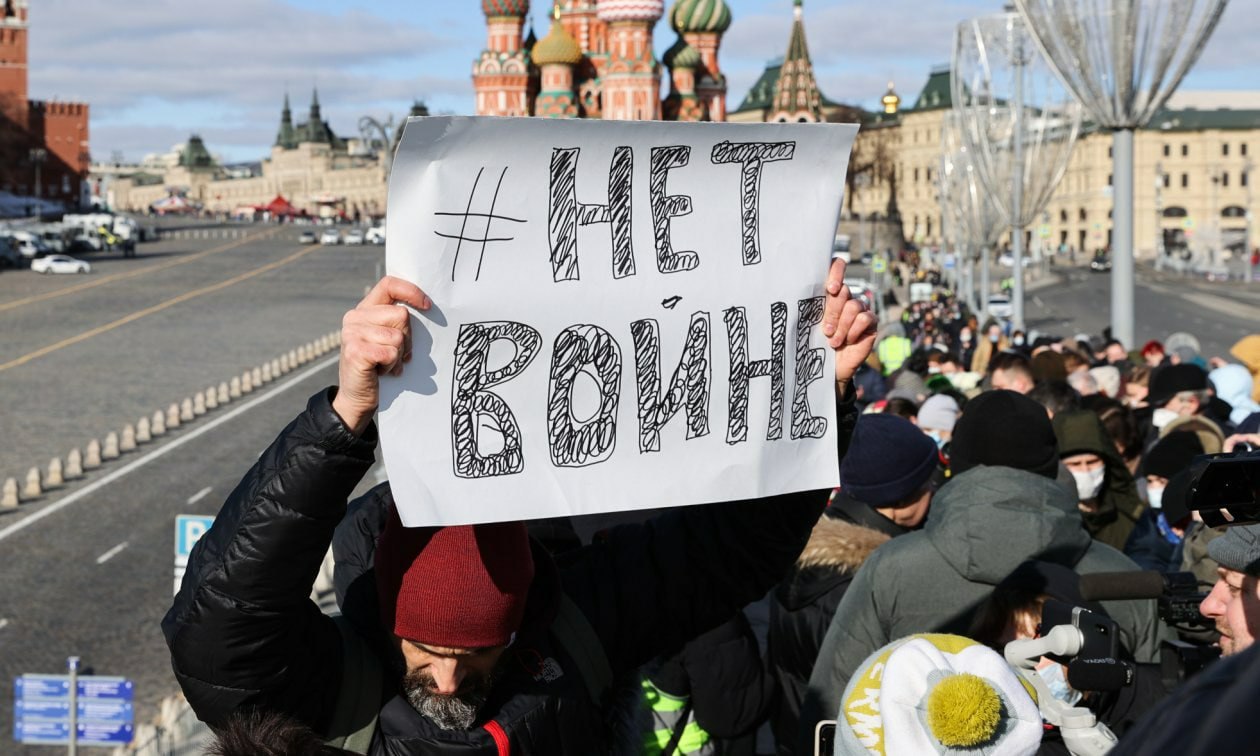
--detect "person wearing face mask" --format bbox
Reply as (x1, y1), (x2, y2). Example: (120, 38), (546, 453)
(916, 393), (961, 452)
(970, 320), (1009, 374)
(1123, 432), (1203, 571)
(1053, 410), (1145, 551)
(969, 561), (1169, 749)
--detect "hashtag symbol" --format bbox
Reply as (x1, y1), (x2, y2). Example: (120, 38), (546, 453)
(435, 166), (527, 282)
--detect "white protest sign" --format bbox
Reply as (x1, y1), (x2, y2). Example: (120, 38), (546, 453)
(379, 116), (856, 526)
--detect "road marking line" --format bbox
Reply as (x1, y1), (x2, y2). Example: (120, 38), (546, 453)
(187, 486), (213, 505)
(0, 618), (8, 630)
(0, 244), (323, 374)
(0, 355), (339, 543)
(0, 228), (279, 314)
(96, 541), (129, 564)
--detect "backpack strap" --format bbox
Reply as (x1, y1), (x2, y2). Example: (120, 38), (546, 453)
(550, 593), (614, 707)
(324, 614), (383, 754)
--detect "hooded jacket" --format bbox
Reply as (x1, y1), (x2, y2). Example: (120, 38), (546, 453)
(765, 494), (904, 755)
(163, 388), (848, 755)
(1230, 334), (1260, 404)
(797, 465), (1161, 752)
(1210, 363), (1260, 426)
(1053, 409), (1146, 551)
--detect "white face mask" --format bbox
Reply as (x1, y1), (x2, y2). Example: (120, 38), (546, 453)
(1147, 486), (1165, 510)
(1072, 466), (1106, 501)
(1037, 663), (1083, 706)
(1152, 407), (1179, 430)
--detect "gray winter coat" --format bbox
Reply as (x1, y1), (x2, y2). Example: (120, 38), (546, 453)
(798, 465), (1163, 748)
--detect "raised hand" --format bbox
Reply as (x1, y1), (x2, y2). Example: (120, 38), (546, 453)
(820, 257), (878, 387)
(332, 276), (430, 436)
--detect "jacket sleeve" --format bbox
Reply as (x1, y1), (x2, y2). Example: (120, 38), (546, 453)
(796, 549), (889, 752)
(161, 388), (377, 729)
(562, 390), (857, 678)
(680, 612), (776, 738)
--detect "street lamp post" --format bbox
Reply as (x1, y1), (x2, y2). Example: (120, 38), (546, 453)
(1154, 162), (1165, 270)
(1246, 159), (1255, 281)
(29, 147), (46, 220)
(1014, 0), (1229, 348)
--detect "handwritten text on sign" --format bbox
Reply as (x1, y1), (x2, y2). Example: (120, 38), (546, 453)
(379, 117), (857, 526)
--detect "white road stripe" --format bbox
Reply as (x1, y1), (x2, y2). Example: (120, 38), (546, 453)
(187, 486), (213, 506)
(0, 355), (339, 543)
(0, 618), (9, 630)
(96, 541), (129, 564)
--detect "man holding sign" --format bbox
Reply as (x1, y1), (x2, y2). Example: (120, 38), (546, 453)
(164, 117), (869, 754)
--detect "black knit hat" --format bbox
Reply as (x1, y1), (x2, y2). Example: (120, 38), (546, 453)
(950, 390), (1060, 479)
(840, 414), (941, 506)
(1141, 431), (1205, 479)
(1148, 364), (1208, 408)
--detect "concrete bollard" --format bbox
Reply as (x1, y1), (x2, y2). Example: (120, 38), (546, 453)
(305, 343), (316, 362)
(103, 432), (120, 460)
(218, 382), (230, 404)
(252, 366), (264, 386)
(23, 467), (41, 498)
(168, 403), (182, 428)
(45, 458), (64, 488)
(318, 335), (329, 354)
(120, 424), (137, 452)
(154, 409), (169, 435)
(229, 376), (242, 399)
(136, 416), (152, 443)
(84, 440), (102, 469)
(332, 330), (342, 347)
(180, 398), (194, 422)
(65, 449), (83, 479)
(204, 386), (218, 411)
(2, 478), (17, 509)
(261, 362), (273, 383)
(279, 354), (291, 374)
(193, 392), (207, 416)
(241, 372), (254, 394)
(270, 357), (283, 377)
(288, 348), (300, 367)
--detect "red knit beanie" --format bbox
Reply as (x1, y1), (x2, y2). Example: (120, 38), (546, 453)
(374, 508), (534, 648)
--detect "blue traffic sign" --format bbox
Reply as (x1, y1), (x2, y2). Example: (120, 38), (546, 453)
(14, 673), (135, 746)
(175, 514), (215, 564)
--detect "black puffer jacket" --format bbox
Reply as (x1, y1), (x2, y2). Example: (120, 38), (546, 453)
(765, 493), (905, 755)
(163, 388), (853, 754)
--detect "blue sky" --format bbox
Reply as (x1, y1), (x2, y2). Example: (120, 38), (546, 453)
(28, 0), (1259, 164)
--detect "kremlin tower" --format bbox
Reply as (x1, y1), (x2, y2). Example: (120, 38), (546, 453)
(472, 0), (730, 121)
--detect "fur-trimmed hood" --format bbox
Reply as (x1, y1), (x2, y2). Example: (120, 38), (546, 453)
(796, 514), (892, 572)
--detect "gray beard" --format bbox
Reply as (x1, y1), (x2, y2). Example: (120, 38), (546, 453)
(402, 669), (492, 731)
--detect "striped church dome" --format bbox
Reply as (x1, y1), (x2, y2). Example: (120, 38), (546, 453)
(596, 0), (665, 23)
(669, 0), (731, 33)
(482, 0), (530, 17)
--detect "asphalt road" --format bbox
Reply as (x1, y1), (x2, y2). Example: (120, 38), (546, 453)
(0, 225), (386, 751)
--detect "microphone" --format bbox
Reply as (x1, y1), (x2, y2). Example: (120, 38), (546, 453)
(1078, 571), (1165, 602)
(1067, 658), (1135, 692)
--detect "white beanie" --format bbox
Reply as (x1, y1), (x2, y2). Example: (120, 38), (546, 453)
(918, 394), (961, 432)
(835, 634), (1042, 756)
(1089, 365), (1121, 399)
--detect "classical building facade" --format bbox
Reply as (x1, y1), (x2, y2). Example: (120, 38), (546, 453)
(105, 94), (427, 219)
(474, 0), (731, 122)
(0, 0), (90, 209)
(843, 68), (1260, 259)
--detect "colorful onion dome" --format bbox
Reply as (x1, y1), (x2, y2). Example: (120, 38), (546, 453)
(663, 37), (701, 69)
(669, 0), (731, 33)
(532, 18), (584, 66)
(482, 0), (530, 18)
(596, 0), (665, 23)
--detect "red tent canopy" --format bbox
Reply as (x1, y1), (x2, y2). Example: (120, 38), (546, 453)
(264, 195), (297, 215)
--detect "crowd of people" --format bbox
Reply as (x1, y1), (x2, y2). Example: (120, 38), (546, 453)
(165, 263), (1260, 755)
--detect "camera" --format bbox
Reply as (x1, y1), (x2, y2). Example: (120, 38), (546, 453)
(1186, 447), (1260, 527)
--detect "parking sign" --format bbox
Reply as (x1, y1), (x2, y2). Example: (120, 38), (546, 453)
(174, 515), (214, 594)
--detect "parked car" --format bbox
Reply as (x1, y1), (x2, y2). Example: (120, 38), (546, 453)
(1089, 253), (1112, 273)
(986, 294), (1013, 320)
(344, 229), (365, 246)
(998, 253), (1032, 268)
(31, 255), (91, 274)
(299, 230), (317, 244)
(319, 229), (341, 245)
(366, 226), (386, 245)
